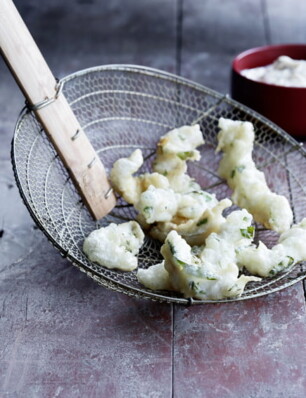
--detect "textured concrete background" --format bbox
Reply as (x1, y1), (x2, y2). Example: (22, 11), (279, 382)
(1, 1), (306, 397)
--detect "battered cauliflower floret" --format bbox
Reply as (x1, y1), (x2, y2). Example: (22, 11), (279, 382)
(153, 124), (204, 193)
(216, 118), (293, 233)
(136, 186), (218, 226)
(197, 208), (255, 270)
(149, 198), (232, 245)
(110, 129), (222, 247)
(215, 208), (255, 251)
(140, 172), (170, 192)
(135, 186), (178, 223)
(238, 218), (306, 277)
(153, 155), (201, 193)
(156, 124), (204, 159)
(177, 190), (218, 219)
(137, 262), (172, 291)
(161, 224), (260, 300)
(110, 149), (143, 204)
(83, 221), (144, 271)
(110, 149), (169, 204)
(141, 209), (259, 300)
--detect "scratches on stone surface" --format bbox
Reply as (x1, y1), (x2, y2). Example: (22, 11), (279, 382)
(1, 329), (25, 392)
(171, 303), (175, 398)
(52, 386), (64, 398)
(175, 0), (183, 76)
(116, 293), (172, 348)
(24, 296), (28, 324)
(45, 266), (72, 287)
(0, 160), (45, 278)
(173, 285), (306, 398)
(260, 0), (272, 45)
(0, 229), (44, 277)
(206, 322), (229, 334)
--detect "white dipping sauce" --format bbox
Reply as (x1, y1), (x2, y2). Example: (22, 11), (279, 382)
(241, 55), (306, 87)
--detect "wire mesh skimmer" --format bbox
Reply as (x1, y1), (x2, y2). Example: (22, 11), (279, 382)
(11, 65), (306, 304)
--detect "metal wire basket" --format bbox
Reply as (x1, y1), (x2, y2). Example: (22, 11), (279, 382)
(11, 64), (306, 304)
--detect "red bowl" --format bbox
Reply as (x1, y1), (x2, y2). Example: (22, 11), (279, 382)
(231, 44), (306, 138)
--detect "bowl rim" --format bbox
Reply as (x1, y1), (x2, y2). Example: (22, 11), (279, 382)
(232, 43), (306, 90)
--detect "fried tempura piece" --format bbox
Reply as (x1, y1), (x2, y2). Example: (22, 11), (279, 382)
(138, 209), (260, 300)
(238, 218), (306, 277)
(149, 198), (232, 246)
(110, 149), (169, 204)
(216, 118), (293, 233)
(137, 262), (173, 291)
(153, 124), (204, 193)
(83, 221), (144, 271)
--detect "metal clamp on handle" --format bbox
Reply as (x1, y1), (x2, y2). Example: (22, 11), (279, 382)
(26, 79), (64, 111)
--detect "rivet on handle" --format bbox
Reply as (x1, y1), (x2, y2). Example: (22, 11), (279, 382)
(87, 157), (97, 169)
(104, 187), (113, 199)
(27, 79), (64, 111)
(71, 129), (81, 141)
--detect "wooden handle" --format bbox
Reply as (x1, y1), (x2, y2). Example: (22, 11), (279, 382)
(0, 0), (116, 220)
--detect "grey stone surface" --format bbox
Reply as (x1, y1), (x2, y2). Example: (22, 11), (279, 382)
(181, 0), (267, 93)
(1, 1), (306, 397)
